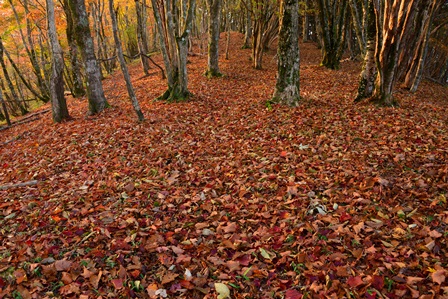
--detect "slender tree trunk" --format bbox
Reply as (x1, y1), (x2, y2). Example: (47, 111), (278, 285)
(348, 0), (367, 54)
(302, 0), (310, 42)
(109, 0), (144, 121)
(0, 43), (27, 115)
(205, 0), (222, 77)
(243, 1), (252, 48)
(136, 0), (151, 75)
(68, 0), (108, 114)
(47, 0), (70, 123)
(0, 88), (11, 126)
(355, 0), (376, 102)
(272, 0), (300, 106)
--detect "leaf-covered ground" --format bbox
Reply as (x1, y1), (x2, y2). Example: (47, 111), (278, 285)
(1, 33), (447, 299)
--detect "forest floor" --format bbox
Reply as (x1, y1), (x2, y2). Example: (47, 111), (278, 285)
(0, 33), (447, 299)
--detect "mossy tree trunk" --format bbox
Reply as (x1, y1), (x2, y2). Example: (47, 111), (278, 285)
(272, 0), (300, 107)
(151, 0), (196, 102)
(68, 0), (108, 114)
(62, 0), (85, 98)
(47, 0), (70, 123)
(205, 0), (222, 77)
(316, 0), (348, 70)
(355, 0), (376, 102)
(372, 0), (416, 106)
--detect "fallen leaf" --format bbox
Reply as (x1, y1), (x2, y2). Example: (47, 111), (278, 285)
(215, 282), (231, 299)
(431, 269), (446, 285)
(285, 289), (303, 299)
(347, 276), (364, 288)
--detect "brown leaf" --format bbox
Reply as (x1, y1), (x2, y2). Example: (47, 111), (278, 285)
(285, 289), (303, 299)
(111, 278), (124, 289)
(161, 272), (178, 285)
(225, 260), (240, 272)
(55, 259), (72, 271)
(406, 276), (424, 285)
(59, 283), (80, 295)
(431, 269), (446, 285)
(347, 276), (364, 288)
(14, 269), (27, 284)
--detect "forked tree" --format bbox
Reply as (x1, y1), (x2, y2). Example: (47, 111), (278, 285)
(151, 0), (196, 101)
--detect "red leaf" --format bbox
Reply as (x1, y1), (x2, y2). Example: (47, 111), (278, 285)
(339, 212), (352, 222)
(347, 276), (363, 288)
(285, 289), (303, 299)
(371, 275), (384, 290)
(111, 278), (123, 289)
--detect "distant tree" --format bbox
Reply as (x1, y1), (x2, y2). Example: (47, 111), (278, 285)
(67, 0), (108, 114)
(151, 0), (196, 102)
(46, 0), (70, 122)
(0, 87), (11, 127)
(109, 0), (144, 121)
(135, 0), (151, 76)
(315, 0), (348, 69)
(205, 0), (222, 77)
(272, 0), (300, 106)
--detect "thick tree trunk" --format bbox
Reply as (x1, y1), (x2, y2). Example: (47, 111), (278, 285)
(355, 0), (376, 102)
(272, 0), (300, 107)
(109, 0), (144, 121)
(68, 0), (108, 114)
(205, 0), (222, 77)
(62, 0), (85, 98)
(136, 0), (151, 76)
(372, 0), (416, 106)
(47, 0), (70, 123)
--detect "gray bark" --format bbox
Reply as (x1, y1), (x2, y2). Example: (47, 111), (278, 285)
(0, 88), (11, 127)
(136, 0), (151, 75)
(68, 0), (108, 114)
(109, 0), (144, 121)
(47, 0), (70, 123)
(272, 0), (300, 106)
(205, 0), (222, 77)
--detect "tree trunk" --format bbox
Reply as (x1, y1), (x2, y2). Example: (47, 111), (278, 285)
(302, 0), (310, 42)
(151, 0), (196, 102)
(316, 0), (348, 70)
(136, 0), (151, 76)
(68, 0), (108, 114)
(205, 0), (222, 77)
(0, 43), (27, 116)
(243, 1), (252, 48)
(109, 0), (144, 121)
(355, 0), (376, 102)
(47, 0), (70, 123)
(272, 0), (300, 107)
(0, 88), (11, 127)
(372, 0), (416, 106)
(62, 0), (86, 98)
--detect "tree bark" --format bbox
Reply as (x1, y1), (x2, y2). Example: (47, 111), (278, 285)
(355, 0), (376, 102)
(316, 0), (348, 70)
(272, 0), (300, 106)
(372, 0), (416, 106)
(151, 0), (196, 102)
(47, 0), (70, 123)
(0, 88), (11, 127)
(68, 0), (108, 114)
(136, 0), (151, 76)
(109, 0), (144, 121)
(62, 0), (86, 98)
(205, 0), (222, 77)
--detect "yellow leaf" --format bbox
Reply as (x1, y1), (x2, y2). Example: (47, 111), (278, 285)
(215, 282), (231, 299)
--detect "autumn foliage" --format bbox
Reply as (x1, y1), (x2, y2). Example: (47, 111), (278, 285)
(0, 34), (447, 298)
